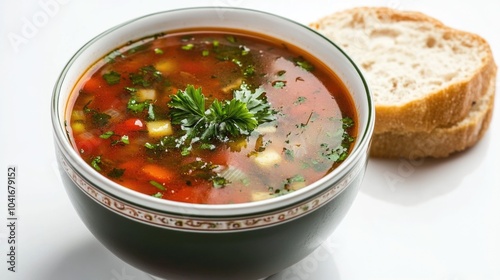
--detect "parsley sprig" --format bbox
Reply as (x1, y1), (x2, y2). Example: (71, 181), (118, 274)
(168, 84), (275, 146)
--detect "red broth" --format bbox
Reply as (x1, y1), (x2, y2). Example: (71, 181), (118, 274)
(66, 28), (357, 204)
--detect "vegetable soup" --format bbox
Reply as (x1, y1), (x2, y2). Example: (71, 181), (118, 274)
(66, 28), (357, 204)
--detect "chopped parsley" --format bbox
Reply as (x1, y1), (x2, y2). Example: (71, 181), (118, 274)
(103, 71), (121, 85)
(99, 131), (114, 139)
(225, 35), (236, 43)
(127, 97), (149, 113)
(272, 81), (286, 89)
(99, 131), (129, 146)
(129, 65), (165, 88)
(284, 174), (305, 186)
(83, 101), (111, 127)
(150, 180), (166, 191)
(293, 57), (314, 72)
(152, 192), (163, 198)
(320, 117), (356, 164)
(144, 135), (178, 157)
(212, 176), (230, 188)
(283, 147), (294, 161)
(342, 116), (355, 129)
(180, 159), (229, 188)
(108, 168), (125, 178)
(116, 135), (129, 145)
(90, 156), (102, 171)
(92, 113), (111, 127)
(243, 65), (256, 76)
(181, 43), (194, 50)
(126, 97), (156, 120)
(168, 84), (276, 148)
(294, 96), (307, 105)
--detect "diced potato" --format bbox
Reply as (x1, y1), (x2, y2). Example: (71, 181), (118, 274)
(146, 120), (173, 138)
(254, 149), (281, 167)
(255, 124), (276, 134)
(155, 60), (176, 73)
(71, 110), (85, 122)
(289, 181), (307, 191)
(71, 122), (86, 134)
(251, 191), (273, 202)
(136, 89), (156, 102)
(221, 78), (243, 93)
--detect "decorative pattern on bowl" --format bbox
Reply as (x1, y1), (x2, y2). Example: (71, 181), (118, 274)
(60, 154), (364, 232)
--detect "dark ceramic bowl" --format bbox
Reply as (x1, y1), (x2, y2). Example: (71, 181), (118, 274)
(51, 7), (374, 280)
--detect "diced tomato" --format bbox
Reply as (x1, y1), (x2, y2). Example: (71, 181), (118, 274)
(81, 76), (102, 93)
(114, 118), (145, 135)
(75, 133), (103, 154)
(207, 148), (228, 165)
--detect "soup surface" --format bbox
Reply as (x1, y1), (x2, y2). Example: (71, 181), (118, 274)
(67, 28), (357, 204)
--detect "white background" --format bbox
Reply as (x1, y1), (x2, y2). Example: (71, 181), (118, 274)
(1, 0), (499, 279)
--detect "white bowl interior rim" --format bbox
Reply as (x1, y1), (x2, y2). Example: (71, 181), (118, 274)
(52, 7), (374, 217)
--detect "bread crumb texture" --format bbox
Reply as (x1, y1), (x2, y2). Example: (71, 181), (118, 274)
(311, 7), (497, 134)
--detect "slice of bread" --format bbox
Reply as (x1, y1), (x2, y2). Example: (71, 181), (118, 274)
(370, 76), (495, 158)
(310, 7), (497, 134)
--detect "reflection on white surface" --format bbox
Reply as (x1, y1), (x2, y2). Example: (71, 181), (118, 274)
(35, 235), (340, 280)
(268, 237), (341, 280)
(39, 238), (150, 280)
(363, 132), (491, 206)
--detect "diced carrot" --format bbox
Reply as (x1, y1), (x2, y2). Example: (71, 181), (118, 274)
(118, 160), (142, 175)
(141, 164), (174, 182)
(75, 133), (103, 154)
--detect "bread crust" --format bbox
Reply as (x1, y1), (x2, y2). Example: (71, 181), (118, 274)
(370, 77), (496, 158)
(310, 7), (497, 134)
(374, 50), (496, 134)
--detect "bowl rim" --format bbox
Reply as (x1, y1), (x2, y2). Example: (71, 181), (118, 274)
(51, 6), (374, 217)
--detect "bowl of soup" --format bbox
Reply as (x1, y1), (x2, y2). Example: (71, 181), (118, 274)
(51, 7), (374, 280)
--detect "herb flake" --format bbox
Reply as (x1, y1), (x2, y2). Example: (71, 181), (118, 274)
(103, 71), (121, 85)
